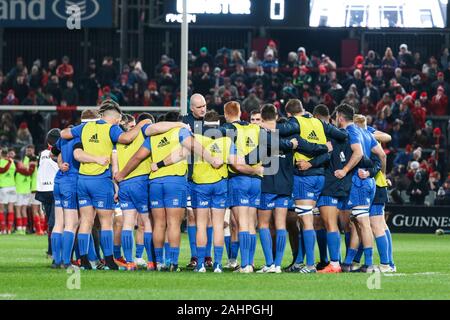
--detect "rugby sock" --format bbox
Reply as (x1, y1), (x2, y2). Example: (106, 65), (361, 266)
(249, 234), (257, 265)
(170, 247), (180, 265)
(100, 230), (114, 257)
(327, 231), (341, 262)
(155, 247), (163, 264)
(88, 235), (98, 261)
(33, 215), (41, 233)
(62, 231), (75, 265)
(113, 245), (122, 259)
(197, 246), (206, 268)
(164, 242), (170, 264)
(214, 246), (224, 266)
(274, 229), (287, 267)
(224, 235), (231, 259)
(187, 226), (197, 258)
(230, 241), (239, 260)
(7, 212), (14, 232)
(344, 248), (358, 265)
(121, 230), (134, 263)
(316, 229), (328, 263)
(239, 231), (250, 267)
(259, 228), (274, 266)
(363, 247), (373, 266)
(385, 229), (395, 267)
(295, 232), (305, 264)
(303, 229), (316, 267)
(0, 212), (5, 232)
(74, 241), (80, 260)
(354, 244), (364, 263)
(16, 217), (22, 230)
(77, 233), (90, 256)
(206, 226), (213, 259)
(51, 232), (62, 265)
(143, 232), (153, 262)
(22, 216), (28, 230)
(375, 235), (389, 265)
(344, 232), (351, 254)
(135, 244), (145, 259)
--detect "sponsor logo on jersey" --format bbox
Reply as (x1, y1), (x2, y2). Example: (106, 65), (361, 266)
(158, 137), (170, 148)
(89, 133), (99, 143)
(307, 130), (319, 141)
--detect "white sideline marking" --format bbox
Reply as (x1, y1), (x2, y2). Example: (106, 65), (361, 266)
(0, 294), (16, 300)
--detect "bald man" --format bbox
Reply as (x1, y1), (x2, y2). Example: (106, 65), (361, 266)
(182, 93), (214, 270)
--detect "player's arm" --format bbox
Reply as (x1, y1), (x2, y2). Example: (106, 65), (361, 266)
(111, 149), (119, 177)
(273, 118), (300, 137)
(371, 143), (386, 175)
(373, 130), (392, 144)
(117, 120), (150, 145)
(151, 147), (188, 172)
(296, 135), (330, 156)
(73, 143), (110, 166)
(296, 152), (331, 171)
(60, 128), (73, 140)
(0, 158), (12, 173)
(15, 162), (36, 176)
(335, 143), (363, 179)
(360, 154), (381, 178)
(115, 145), (151, 183)
(144, 121), (190, 136)
(323, 122), (348, 141)
(181, 133), (223, 169)
(228, 154), (263, 176)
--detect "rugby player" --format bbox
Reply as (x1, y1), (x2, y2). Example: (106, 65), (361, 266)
(0, 148), (16, 234)
(60, 100), (151, 270)
(115, 111), (222, 272)
(256, 104), (329, 273)
(269, 99), (347, 273)
(334, 104), (385, 273)
(28, 145), (45, 236)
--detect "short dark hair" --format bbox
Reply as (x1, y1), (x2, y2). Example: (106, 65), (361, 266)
(99, 99), (122, 116)
(121, 114), (135, 124)
(260, 104), (277, 121)
(250, 110), (261, 117)
(313, 104), (330, 118)
(204, 110), (220, 122)
(137, 112), (155, 123)
(335, 103), (355, 122)
(285, 99), (304, 115)
(164, 111), (181, 122)
(46, 128), (61, 147)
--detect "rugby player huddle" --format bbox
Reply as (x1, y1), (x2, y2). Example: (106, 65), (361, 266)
(48, 93), (395, 273)
(0, 145), (46, 236)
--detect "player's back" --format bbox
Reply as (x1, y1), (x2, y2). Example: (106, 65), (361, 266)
(57, 137), (80, 176)
(116, 129), (150, 181)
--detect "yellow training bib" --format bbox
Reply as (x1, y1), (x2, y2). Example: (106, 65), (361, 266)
(79, 121), (113, 176)
(228, 123), (261, 175)
(193, 135), (231, 184)
(149, 128), (187, 179)
(294, 116), (327, 162)
(117, 131), (150, 180)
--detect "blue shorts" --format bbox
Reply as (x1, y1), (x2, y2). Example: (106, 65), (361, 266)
(58, 176), (78, 210)
(192, 180), (228, 209)
(53, 181), (62, 208)
(77, 176), (115, 210)
(187, 181), (194, 209)
(228, 176), (261, 208)
(149, 176), (188, 209)
(316, 195), (339, 208)
(293, 175), (325, 202)
(259, 193), (290, 210)
(337, 197), (352, 211)
(118, 175), (149, 214)
(347, 176), (375, 208)
(369, 204), (385, 217)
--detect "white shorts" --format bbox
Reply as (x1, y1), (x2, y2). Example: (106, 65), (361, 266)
(30, 193), (41, 206)
(0, 187), (17, 204)
(16, 193), (31, 206)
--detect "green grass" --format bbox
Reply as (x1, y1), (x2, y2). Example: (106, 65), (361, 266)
(1, 233), (450, 300)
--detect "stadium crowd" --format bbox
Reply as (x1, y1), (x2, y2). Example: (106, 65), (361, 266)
(0, 41), (450, 204)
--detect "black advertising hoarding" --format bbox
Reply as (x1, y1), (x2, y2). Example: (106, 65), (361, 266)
(386, 204), (450, 233)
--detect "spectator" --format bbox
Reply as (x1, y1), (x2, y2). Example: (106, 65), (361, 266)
(431, 71), (449, 96)
(293, 65), (312, 93)
(394, 144), (413, 167)
(419, 91), (431, 113)
(188, 50), (197, 69)
(157, 65), (177, 94)
(195, 47), (214, 69)
(218, 77), (238, 100)
(98, 56), (116, 88)
(209, 95), (224, 116)
(359, 96), (374, 115)
(430, 86), (448, 115)
(247, 50), (261, 70)
(29, 65), (42, 90)
(229, 50), (246, 68)
(193, 63), (214, 97)
(61, 80), (79, 106)
(264, 40), (278, 59)
(16, 122), (33, 147)
(250, 64), (270, 90)
(155, 54), (176, 75)
(262, 50), (279, 70)
(364, 50), (381, 68)
(362, 76), (380, 106)
(411, 99), (427, 129)
(2, 89), (19, 105)
(230, 64), (248, 86)
(381, 47), (398, 69)
(407, 170), (429, 205)
(435, 178), (450, 205)
(397, 44), (414, 68)
(413, 128), (429, 148)
(428, 171), (441, 193)
(394, 68), (410, 92)
(0, 113), (17, 145)
(6, 57), (28, 85)
(440, 48), (450, 70)
(80, 59), (100, 106)
(328, 78), (345, 105)
(214, 47), (230, 70)
(56, 56), (74, 86)
(297, 47), (311, 67)
(344, 69), (364, 96)
(13, 74), (29, 103)
(285, 52), (298, 68)
(242, 92), (261, 116)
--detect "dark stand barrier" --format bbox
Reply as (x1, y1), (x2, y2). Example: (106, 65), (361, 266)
(386, 204), (450, 233)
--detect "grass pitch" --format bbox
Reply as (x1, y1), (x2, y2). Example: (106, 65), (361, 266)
(1, 233), (450, 300)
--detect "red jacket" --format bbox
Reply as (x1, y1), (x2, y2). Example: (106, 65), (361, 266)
(431, 94), (448, 116)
